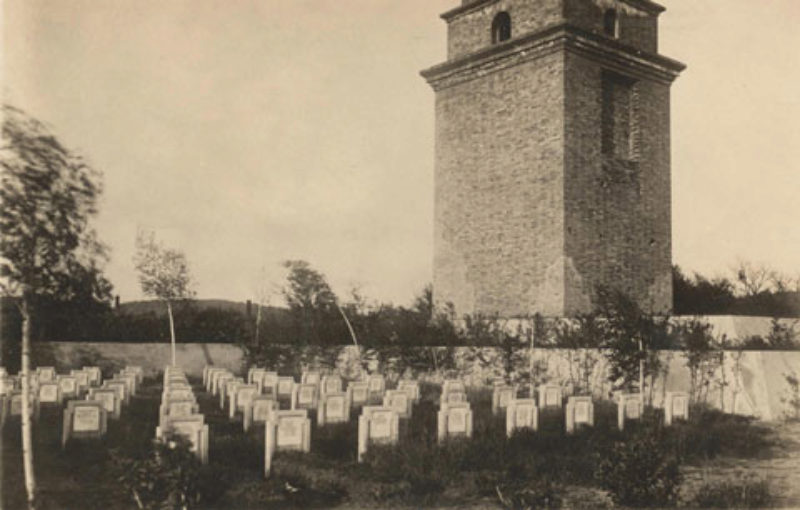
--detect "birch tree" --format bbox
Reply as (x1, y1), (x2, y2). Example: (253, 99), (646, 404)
(133, 231), (193, 366)
(1, 105), (109, 508)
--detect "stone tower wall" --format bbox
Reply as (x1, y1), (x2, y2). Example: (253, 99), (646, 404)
(434, 52), (566, 317)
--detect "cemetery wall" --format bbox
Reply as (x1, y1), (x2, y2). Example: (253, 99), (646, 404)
(38, 340), (799, 421)
(44, 342), (245, 378)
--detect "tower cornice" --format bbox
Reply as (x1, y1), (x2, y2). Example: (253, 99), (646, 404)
(421, 23), (685, 91)
(441, 0), (666, 21)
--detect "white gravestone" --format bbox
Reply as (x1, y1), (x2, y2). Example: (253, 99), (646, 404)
(58, 376), (78, 399)
(244, 395), (277, 432)
(537, 384), (563, 409)
(205, 368), (228, 392)
(357, 406), (399, 462)
(348, 381), (370, 408)
(317, 392), (350, 426)
(397, 380), (420, 403)
(264, 410), (311, 476)
(39, 382), (62, 404)
(87, 388), (121, 419)
(565, 396), (594, 434)
(231, 384), (260, 418)
(62, 400), (107, 447)
(36, 367), (56, 383)
(291, 383), (318, 411)
(617, 394), (643, 431)
(506, 399), (539, 437)
(441, 390), (467, 406)
(664, 391), (689, 426)
(301, 371), (321, 386)
(102, 380), (129, 406)
(366, 375), (386, 404)
(262, 372), (279, 396)
(383, 390), (412, 419)
(83, 366), (102, 386)
(157, 414), (209, 465)
(320, 375), (342, 396)
(276, 377), (295, 400)
(221, 378), (244, 410)
(70, 370), (91, 393)
(492, 385), (516, 416)
(213, 373), (235, 397)
(437, 402), (473, 442)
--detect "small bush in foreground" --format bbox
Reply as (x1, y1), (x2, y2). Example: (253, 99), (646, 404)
(596, 425), (682, 508)
(495, 478), (562, 510)
(691, 475), (773, 508)
(112, 435), (204, 510)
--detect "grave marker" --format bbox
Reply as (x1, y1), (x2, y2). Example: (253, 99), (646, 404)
(58, 376), (79, 399)
(357, 406), (399, 462)
(505, 398), (539, 437)
(262, 372), (279, 396)
(265, 410), (311, 476)
(157, 414), (209, 464)
(664, 391), (689, 426)
(617, 394), (643, 431)
(39, 382), (62, 404)
(243, 395), (277, 432)
(320, 375), (342, 396)
(231, 384), (260, 418)
(347, 381), (369, 408)
(62, 400), (107, 447)
(221, 379), (244, 410)
(317, 392), (350, 425)
(291, 383), (318, 411)
(83, 366), (102, 386)
(366, 374), (386, 404)
(276, 376), (295, 404)
(301, 371), (321, 386)
(397, 380), (420, 403)
(437, 402), (473, 442)
(0, 376), (15, 396)
(87, 388), (121, 419)
(441, 390), (467, 406)
(383, 390), (412, 419)
(565, 396), (594, 433)
(103, 380), (129, 406)
(492, 385), (516, 416)
(537, 384), (563, 409)
(36, 367), (56, 382)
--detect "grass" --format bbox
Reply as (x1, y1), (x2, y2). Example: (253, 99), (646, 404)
(0, 376), (785, 509)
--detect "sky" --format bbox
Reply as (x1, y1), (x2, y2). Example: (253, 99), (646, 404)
(2, 1), (799, 307)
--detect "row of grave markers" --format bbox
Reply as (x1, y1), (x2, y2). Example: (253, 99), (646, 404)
(155, 366), (209, 464)
(62, 366), (143, 447)
(200, 366), (690, 477)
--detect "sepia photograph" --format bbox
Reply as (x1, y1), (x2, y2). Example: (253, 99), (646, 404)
(2, 1), (799, 508)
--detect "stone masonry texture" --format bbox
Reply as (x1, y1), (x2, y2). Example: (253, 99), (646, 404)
(422, 0), (684, 318)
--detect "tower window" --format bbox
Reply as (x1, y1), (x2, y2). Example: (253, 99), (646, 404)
(603, 9), (619, 38)
(602, 71), (637, 160)
(491, 12), (512, 44)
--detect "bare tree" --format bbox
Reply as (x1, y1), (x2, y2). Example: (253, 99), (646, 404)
(133, 230), (194, 366)
(733, 260), (771, 296)
(1, 105), (109, 509)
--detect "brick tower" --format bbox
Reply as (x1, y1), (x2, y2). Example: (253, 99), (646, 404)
(422, 0), (685, 318)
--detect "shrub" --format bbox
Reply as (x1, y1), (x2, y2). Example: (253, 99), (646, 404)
(595, 425), (682, 507)
(111, 435), (206, 510)
(691, 475), (773, 508)
(495, 478), (562, 510)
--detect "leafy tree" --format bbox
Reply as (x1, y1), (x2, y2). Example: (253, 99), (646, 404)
(1, 104), (109, 508)
(595, 287), (674, 404)
(553, 313), (604, 395)
(678, 319), (723, 404)
(133, 230), (194, 366)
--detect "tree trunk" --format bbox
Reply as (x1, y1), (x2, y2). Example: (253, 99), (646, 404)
(638, 339), (645, 407)
(166, 300), (176, 367)
(20, 293), (37, 508)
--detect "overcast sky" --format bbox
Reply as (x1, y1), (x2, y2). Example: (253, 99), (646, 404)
(3, 1), (799, 307)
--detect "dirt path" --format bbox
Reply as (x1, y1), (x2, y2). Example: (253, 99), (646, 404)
(682, 421), (800, 508)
